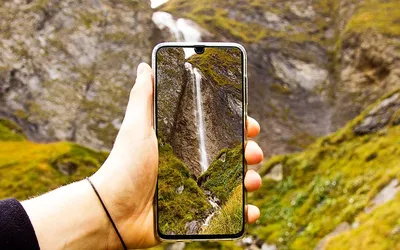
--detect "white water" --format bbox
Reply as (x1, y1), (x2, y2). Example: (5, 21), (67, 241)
(150, 0), (169, 8)
(184, 63), (209, 172)
(193, 68), (209, 172)
(152, 11), (202, 58)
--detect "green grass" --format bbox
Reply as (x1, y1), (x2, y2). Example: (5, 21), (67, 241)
(249, 90), (400, 249)
(198, 144), (243, 204)
(345, 0), (400, 36)
(202, 185), (243, 235)
(158, 141), (211, 235)
(0, 118), (25, 141)
(0, 119), (108, 200)
(188, 47), (242, 90)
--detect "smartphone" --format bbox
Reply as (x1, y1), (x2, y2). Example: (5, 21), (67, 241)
(152, 42), (247, 241)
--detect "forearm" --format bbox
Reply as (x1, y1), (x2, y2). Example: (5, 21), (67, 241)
(22, 180), (120, 250)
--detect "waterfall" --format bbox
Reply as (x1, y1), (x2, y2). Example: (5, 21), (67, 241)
(185, 63), (209, 173)
(194, 68), (209, 172)
(152, 11), (202, 58)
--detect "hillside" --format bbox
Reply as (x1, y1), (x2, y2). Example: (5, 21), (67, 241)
(249, 89), (400, 249)
(161, 0), (400, 160)
(0, 119), (107, 200)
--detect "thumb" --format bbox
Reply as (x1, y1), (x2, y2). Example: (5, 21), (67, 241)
(120, 62), (154, 132)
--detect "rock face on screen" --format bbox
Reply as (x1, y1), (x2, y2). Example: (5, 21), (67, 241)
(156, 47), (244, 235)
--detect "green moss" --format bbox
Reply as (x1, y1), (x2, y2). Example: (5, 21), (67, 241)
(0, 140), (107, 200)
(158, 142), (211, 235)
(198, 144), (243, 204)
(202, 185), (243, 235)
(326, 193), (400, 250)
(188, 48), (242, 90)
(345, 0), (400, 36)
(0, 118), (25, 141)
(249, 90), (400, 249)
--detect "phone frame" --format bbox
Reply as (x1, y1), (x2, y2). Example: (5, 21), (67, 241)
(152, 42), (248, 242)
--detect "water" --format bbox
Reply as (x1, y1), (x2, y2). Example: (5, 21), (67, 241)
(184, 63), (209, 173)
(150, 0), (169, 8)
(152, 11), (202, 58)
(193, 68), (209, 172)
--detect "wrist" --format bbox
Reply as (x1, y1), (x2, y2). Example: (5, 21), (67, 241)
(23, 180), (121, 250)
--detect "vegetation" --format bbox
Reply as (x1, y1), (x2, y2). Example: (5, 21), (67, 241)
(325, 192), (400, 250)
(202, 185), (243, 235)
(249, 90), (400, 249)
(345, 0), (400, 36)
(158, 141), (211, 234)
(0, 119), (107, 200)
(198, 144), (243, 204)
(163, 0), (339, 45)
(188, 48), (242, 90)
(0, 118), (25, 141)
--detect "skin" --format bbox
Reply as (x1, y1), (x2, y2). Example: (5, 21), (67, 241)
(22, 63), (264, 250)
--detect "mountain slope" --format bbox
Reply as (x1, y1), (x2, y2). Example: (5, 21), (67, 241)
(249, 89), (400, 249)
(0, 119), (107, 200)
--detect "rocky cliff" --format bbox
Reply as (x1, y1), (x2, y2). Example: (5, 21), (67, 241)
(162, 0), (400, 163)
(157, 47), (243, 177)
(0, 0), (159, 150)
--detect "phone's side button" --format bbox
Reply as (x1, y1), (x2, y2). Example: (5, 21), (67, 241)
(245, 76), (248, 105)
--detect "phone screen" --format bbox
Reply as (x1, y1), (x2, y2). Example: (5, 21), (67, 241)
(155, 45), (245, 239)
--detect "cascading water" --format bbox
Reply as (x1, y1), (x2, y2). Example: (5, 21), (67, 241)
(152, 11), (202, 58)
(193, 68), (209, 172)
(184, 62), (209, 173)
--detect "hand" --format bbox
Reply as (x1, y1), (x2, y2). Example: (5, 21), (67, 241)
(23, 62), (263, 250)
(91, 63), (264, 248)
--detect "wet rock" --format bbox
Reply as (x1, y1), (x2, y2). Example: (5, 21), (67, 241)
(185, 220), (201, 234)
(354, 93), (400, 135)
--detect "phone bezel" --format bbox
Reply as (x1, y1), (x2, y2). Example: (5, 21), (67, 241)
(152, 42), (248, 241)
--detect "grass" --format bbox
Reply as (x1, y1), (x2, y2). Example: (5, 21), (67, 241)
(188, 48), (242, 90)
(0, 118), (25, 141)
(202, 185), (243, 235)
(325, 192), (400, 250)
(0, 119), (107, 200)
(198, 144), (243, 204)
(249, 90), (400, 249)
(158, 141), (211, 235)
(345, 0), (400, 36)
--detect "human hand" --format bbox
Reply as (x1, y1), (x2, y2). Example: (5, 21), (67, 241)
(91, 62), (264, 249)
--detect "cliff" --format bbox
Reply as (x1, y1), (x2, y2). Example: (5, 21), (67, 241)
(0, 0), (160, 150)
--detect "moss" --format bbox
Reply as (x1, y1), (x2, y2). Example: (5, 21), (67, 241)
(249, 90), (400, 249)
(0, 140), (106, 200)
(198, 144), (243, 204)
(202, 185), (243, 235)
(188, 48), (242, 90)
(345, 0), (400, 36)
(325, 192), (400, 250)
(0, 118), (25, 141)
(270, 83), (292, 95)
(158, 141), (211, 235)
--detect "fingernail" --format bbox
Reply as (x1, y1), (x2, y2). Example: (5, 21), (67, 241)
(137, 63), (146, 75)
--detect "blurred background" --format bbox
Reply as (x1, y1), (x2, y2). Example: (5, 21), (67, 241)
(0, 0), (399, 249)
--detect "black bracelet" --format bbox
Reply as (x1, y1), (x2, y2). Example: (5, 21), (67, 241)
(86, 177), (128, 250)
